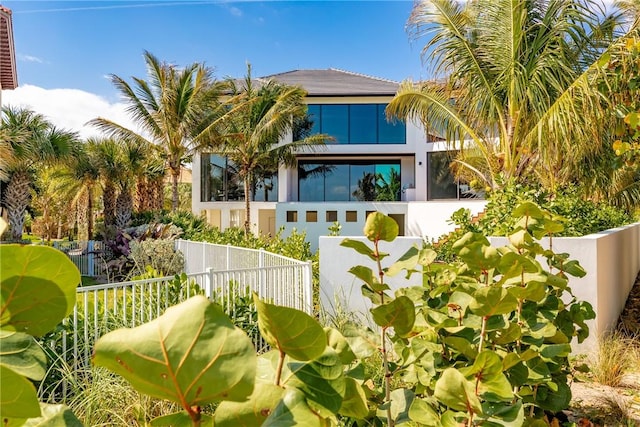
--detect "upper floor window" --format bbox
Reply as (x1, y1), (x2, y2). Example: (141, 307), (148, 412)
(200, 154), (278, 203)
(427, 151), (484, 200)
(306, 104), (405, 145)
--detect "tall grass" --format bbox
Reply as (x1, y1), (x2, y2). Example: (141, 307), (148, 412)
(587, 331), (640, 387)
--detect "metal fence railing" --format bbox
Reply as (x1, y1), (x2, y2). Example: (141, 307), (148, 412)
(52, 240), (111, 277)
(45, 240), (313, 399)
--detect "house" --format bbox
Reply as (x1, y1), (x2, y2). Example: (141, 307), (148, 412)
(191, 69), (486, 250)
(0, 5), (17, 107)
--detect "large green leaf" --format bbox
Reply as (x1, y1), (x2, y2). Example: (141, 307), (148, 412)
(284, 348), (345, 417)
(341, 323), (378, 359)
(348, 266), (388, 292)
(376, 388), (414, 425)
(338, 377), (368, 419)
(0, 245), (80, 336)
(364, 212), (398, 242)
(340, 239), (375, 260)
(459, 351), (513, 401)
(0, 330), (46, 380)
(325, 328), (355, 364)
(214, 383), (285, 427)
(21, 404), (83, 427)
(433, 368), (482, 414)
(263, 389), (328, 427)
(93, 296), (255, 406)
(470, 286), (519, 317)
(254, 295), (325, 361)
(150, 412), (213, 426)
(408, 397), (440, 426)
(479, 400), (524, 427)
(0, 364), (40, 419)
(370, 296), (415, 337)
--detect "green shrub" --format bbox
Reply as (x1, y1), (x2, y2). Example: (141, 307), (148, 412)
(128, 238), (185, 278)
(481, 180), (635, 237)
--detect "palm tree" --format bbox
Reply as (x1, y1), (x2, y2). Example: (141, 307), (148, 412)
(200, 64), (327, 235)
(88, 51), (223, 212)
(57, 141), (101, 240)
(114, 140), (147, 229)
(89, 137), (123, 228)
(1, 106), (79, 241)
(387, 0), (635, 194)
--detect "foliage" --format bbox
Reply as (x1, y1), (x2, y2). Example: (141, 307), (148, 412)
(0, 244), (82, 425)
(480, 181), (634, 237)
(100, 222), (183, 280)
(62, 366), (183, 426)
(341, 207), (595, 425)
(387, 0), (637, 199)
(433, 180), (635, 262)
(93, 293), (369, 426)
(129, 238), (185, 278)
(586, 331), (640, 387)
(1, 106), (79, 241)
(88, 51), (223, 212)
(199, 63), (328, 234)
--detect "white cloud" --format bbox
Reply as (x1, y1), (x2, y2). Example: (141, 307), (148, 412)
(17, 54), (45, 64)
(2, 84), (140, 139)
(229, 6), (242, 16)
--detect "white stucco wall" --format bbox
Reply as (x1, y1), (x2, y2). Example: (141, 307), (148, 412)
(320, 223), (640, 354)
(319, 236), (423, 316)
(406, 200), (488, 240)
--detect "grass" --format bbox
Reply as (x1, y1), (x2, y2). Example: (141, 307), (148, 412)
(55, 365), (183, 426)
(586, 331), (640, 387)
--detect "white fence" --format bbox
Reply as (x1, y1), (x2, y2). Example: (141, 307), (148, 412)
(52, 240), (110, 277)
(45, 239), (313, 399)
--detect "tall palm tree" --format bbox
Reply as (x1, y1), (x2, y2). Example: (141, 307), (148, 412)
(114, 140), (147, 229)
(89, 137), (123, 228)
(387, 0), (634, 194)
(57, 141), (101, 240)
(88, 51), (223, 212)
(200, 64), (327, 235)
(1, 106), (79, 241)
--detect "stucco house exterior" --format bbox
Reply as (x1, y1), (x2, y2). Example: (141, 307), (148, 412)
(192, 69), (486, 249)
(0, 5), (17, 107)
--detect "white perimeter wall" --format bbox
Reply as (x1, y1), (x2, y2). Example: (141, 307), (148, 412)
(407, 200), (488, 240)
(320, 223), (640, 354)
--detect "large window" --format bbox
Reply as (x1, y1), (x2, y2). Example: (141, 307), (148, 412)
(306, 104), (405, 144)
(200, 154), (278, 202)
(427, 152), (483, 200)
(298, 160), (401, 201)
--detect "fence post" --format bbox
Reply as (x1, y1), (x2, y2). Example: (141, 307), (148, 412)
(226, 244), (231, 270)
(205, 267), (214, 300)
(87, 240), (94, 276)
(304, 261), (313, 314)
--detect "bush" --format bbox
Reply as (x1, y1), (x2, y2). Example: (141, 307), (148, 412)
(481, 180), (635, 237)
(129, 239), (185, 278)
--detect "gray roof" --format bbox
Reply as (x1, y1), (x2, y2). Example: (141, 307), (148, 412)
(258, 69), (400, 96)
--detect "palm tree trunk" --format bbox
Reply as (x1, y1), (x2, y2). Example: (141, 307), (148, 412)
(244, 175), (251, 235)
(103, 180), (116, 227)
(152, 176), (165, 211)
(4, 171), (31, 241)
(77, 191), (89, 241)
(172, 172), (179, 212)
(115, 188), (133, 229)
(135, 178), (147, 212)
(87, 183), (94, 240)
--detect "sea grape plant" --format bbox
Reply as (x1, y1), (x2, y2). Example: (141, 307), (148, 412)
(0, 244), (83, 426)
(340, 203), (595, 425)
(92, 294), (370, 426)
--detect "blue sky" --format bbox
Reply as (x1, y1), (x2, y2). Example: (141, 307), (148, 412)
(4, 0), (427, 137)
(8, 1), (425, 99)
